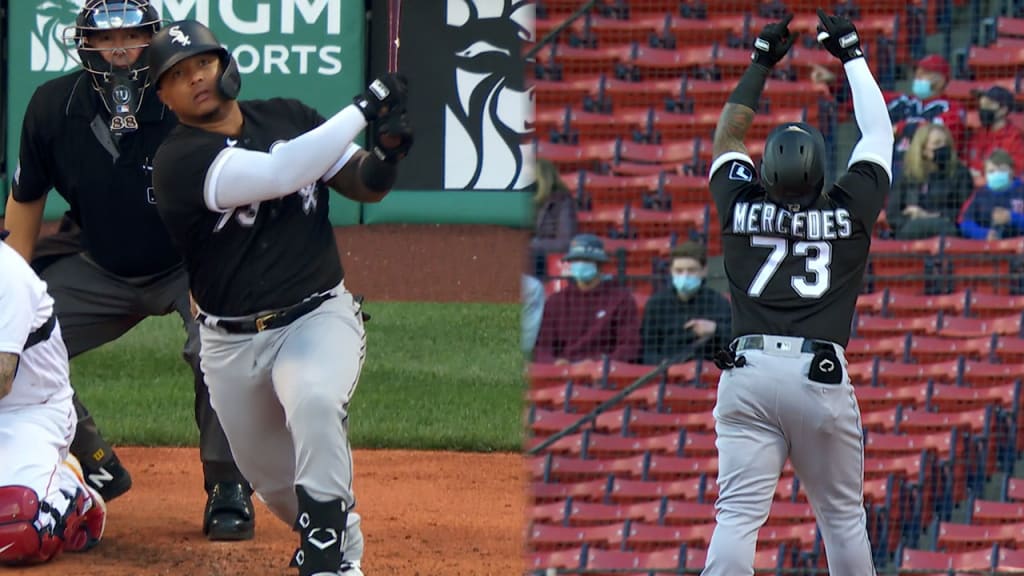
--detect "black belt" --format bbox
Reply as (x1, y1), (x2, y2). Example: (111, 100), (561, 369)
(198, 293), (335, 334)
(24, 315), (56, 350)
(734, 335), (837, 355)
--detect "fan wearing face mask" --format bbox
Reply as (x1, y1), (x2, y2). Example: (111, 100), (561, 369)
(886, 123), (974, 239)
(533, 234), (641, 365)
(958, 149), (1024, 241)
(965, 86), (1024, 186)
(887, 54), (967, 171)
(639, 242), (731, 366)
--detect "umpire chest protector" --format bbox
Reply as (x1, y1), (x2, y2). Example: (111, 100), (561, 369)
(12, 71), (181, 277)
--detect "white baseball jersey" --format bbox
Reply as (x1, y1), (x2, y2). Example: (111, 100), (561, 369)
(0, 241), (71, 408)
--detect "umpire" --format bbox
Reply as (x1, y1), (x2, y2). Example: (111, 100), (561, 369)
(701, 10), (892, 576)
(2, 0), (252, 541)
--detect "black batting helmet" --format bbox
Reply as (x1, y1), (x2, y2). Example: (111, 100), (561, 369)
(147, 20), (240, 100)
(760, 122), (827, 211)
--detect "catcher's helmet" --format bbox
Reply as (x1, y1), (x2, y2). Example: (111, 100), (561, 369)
(72, 0), (161, 76)
(147, 20), (240, 100)
(760, 122), (827, 211)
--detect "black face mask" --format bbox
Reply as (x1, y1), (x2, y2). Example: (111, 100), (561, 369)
(932, 145), (951, 169)
(979, 108), (1000, 128)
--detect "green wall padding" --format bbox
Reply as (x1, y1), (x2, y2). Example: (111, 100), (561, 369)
(329, 195), (362, 227)
(362, 191), (534, 228)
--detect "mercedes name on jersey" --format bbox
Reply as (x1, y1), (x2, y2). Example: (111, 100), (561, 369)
(731, 202), (854, 241)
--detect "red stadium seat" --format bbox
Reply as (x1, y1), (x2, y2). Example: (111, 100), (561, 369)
(845, 335), (906, 363)
(864, 429), (960, 460)
(601, 77), (681, 109)
(854, 314), (940, 339)
(757, 521), (818, 550)
(683, 545), (788, 571)
(529, 500), (571, 523)
(970, 498), (1024, 525)
(536, 139), (619, 173)
(532, 76), (602, 109)
(628, 45), (716, 80)
(937, 314), (1024, 339)
(576, 206), (628, 237)
(626, 522), (715, 551)
(528, 521), (628, 551)
(856, 291), (888, 315)
(607, 477), (708, 504)
(999, 545), (1024, 569)
(531, 479), (609, 504)
(885, 291), (966, 318)
(564, 500), (639, 526)
(680, 431), (718, 458)
(1007, 477), (1024, 502)
(544, 454), (647, 482)
(899, 546), (998, 573)
(539, 44), (633, 80)
(766, 501), (816, 526)
(964, 45), (1024, 80)
(659, 500), (716, 525)
(965, 292), (1024, 318)
(994, 336), (1024, 363)
(584, 546), (686, 573)
(626, 206), (708, 241)
(644, 454), (718, 480)
(861, 407), (902, 432)
(866, 237), (942, 293)
(650, 384), (717, 413)
(926, 382), (1020, 414)
(526, 546), (586, 573)
(855, 384), (924, 413)
(907, 335), (992, 363)
(935, 521), (1024, 553)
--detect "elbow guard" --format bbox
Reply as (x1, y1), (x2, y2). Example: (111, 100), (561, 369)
(358, 153), (398, 192)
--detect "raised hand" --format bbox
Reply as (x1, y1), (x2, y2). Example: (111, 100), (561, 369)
(751, 14), (799, 68)
(816, 8), (864, 63)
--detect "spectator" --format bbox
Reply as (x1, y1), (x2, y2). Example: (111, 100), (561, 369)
(886, 123), (973, 238)
(640, 242), (731, 365)
(533, 234), (640, 364)
(959, 149), (1024, 240)
(530, 158), (578, 277)
(888, 54), (967, 160)
(521, 274), (546, 357)
(965, 86), (1024, 184)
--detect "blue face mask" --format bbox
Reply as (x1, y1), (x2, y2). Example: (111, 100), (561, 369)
(987, 170), (1012, 191)
(672, 274), (702, 295)
(570, 261), (599, 283)
(911, 78), (933, 99)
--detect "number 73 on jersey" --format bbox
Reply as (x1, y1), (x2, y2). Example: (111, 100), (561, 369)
(747, 235), (832, 299)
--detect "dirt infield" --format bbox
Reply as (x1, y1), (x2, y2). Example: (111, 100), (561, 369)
(20, 447), (525, 576)
(336, 223), (528, 303)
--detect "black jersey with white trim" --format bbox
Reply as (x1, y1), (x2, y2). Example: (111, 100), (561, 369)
(152, 98), (343, 317)
(709, 152), (889, 347)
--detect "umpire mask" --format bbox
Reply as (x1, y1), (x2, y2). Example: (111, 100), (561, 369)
(760, 122), (827, 212)
(71, 0), (161, 135)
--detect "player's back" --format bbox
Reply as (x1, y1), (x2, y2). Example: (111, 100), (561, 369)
(709, 154), (890, 347)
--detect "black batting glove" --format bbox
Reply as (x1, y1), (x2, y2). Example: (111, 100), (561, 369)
(354, 73), (408, 122)
(751, 14), (798, 69)
(816, 8), (864, 63)
(371, 108), (414, 164)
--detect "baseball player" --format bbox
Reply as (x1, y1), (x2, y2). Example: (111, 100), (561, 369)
(0, 232), (106, 566)
(702, 11), (893, 576)
(147, 20), (412, 576)
(2, 0), (252, 541)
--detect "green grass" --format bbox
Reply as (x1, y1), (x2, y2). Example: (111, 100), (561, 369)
(69, 302), (525, 453)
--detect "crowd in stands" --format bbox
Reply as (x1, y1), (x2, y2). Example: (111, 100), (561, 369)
(525, 57), (1024, 363)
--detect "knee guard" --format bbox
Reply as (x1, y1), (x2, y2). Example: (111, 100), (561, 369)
(0, 486), (63, 566)
(290, 485), (348, 576)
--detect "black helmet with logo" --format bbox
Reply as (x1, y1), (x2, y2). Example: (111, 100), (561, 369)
(760, 122), (827, 211)
(147, 20), (240, 100)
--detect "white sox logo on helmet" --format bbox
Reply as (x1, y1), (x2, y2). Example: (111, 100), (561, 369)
(169, 26), (191, 47)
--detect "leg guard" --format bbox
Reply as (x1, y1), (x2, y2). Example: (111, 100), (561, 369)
(0, 486), (63, 566)
(290, 485), (348, 576)
(63, 486), (106, 553)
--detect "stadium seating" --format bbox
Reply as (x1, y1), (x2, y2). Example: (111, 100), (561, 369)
(529, 1), (1024, 573)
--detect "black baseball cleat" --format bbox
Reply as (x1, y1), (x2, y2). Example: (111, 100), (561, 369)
(203, 482), (255, 541)
(81, 456), (133, 502)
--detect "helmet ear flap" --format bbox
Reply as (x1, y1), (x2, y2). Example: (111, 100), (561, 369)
(217, 53), (241, 100)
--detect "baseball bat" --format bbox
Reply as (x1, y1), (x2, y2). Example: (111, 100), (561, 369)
(387, 0), (401, 73)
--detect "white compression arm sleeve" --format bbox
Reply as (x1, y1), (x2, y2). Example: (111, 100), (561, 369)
(204, 105), (367, 211)
(845, 57), (895, 183)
